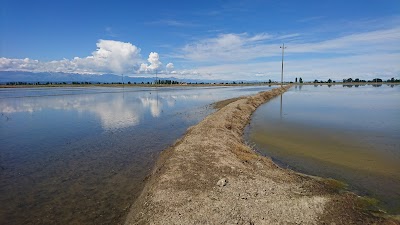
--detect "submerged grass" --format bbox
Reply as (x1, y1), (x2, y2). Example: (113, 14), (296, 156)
(251, 129), (400, 178)
(356, 196), (380, 210)
(323, 178), (348, 193)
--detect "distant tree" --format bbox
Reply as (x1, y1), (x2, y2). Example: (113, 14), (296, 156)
(327, 79), (332, 83)
(295, 77), (298, 83)
(268, 79), (272, 84)
(299, 77), (303, 83)
(313, 79), (318, 83)
(346, 78), (353, 83)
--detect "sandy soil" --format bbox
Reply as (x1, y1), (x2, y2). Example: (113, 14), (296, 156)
(124, 86), (398, 225)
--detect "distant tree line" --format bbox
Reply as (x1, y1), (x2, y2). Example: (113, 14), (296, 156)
(3, 76), (399, 86)
(292, 77), (304, 83)
(298, 77), (400, 84)
(4, 81), (128, 85)
(312, 79), (335, 84)
(155, 79), (180, 85)
(341, 77), (399, 83)
(72, 82), (92, 85)
(5, 81), (69, 85)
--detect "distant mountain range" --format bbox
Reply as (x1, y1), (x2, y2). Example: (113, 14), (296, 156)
(0, 71), (245, 84)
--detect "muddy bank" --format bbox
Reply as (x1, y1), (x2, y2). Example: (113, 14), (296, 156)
(125, 86), (397, 224)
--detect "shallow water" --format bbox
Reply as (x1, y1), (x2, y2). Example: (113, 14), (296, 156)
(246, 84), (400, 213)
(0, 85), (273, 225)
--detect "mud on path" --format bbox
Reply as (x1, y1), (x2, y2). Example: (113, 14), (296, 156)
(125, 86), (398, 225)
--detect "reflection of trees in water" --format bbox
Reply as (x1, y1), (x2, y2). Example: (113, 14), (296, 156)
(342, 84), (384, 88)
(1, 112), (11, 121)
(294, 85), (302, 91)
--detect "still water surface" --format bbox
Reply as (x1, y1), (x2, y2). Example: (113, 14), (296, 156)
(246, 84), (400, 213)
(0, 86), (272, 225)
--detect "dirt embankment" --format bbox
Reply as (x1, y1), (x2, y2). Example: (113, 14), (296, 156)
(125, 86), (398, 225)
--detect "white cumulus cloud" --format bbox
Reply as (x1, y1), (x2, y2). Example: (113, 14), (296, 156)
(166, 62), (175, 73)
(0, 40), (142, 74)
(166, 62), (174, 70)
(73, 39), (141, 73)
(138, 52), (162, 73)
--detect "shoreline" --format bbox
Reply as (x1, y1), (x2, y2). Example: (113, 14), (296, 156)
(124, 86), (397, 224)
(1, 82), (398, 89)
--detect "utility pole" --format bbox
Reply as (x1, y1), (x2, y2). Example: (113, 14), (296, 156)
(280, 43), (287, 86)
(155, 70), (158, 85)
(122, 73), (124, 89)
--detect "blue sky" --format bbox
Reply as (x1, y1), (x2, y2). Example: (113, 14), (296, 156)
(1, 0), (399, 81)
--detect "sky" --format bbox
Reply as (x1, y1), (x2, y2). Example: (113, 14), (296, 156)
(1, 0), (399, 81)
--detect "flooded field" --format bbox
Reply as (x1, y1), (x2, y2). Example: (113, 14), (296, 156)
(246, 84), (400, 214)
(0, 85), (273, 225)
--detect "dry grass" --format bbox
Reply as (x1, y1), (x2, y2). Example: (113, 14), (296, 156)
(231, 144), (258, 163)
